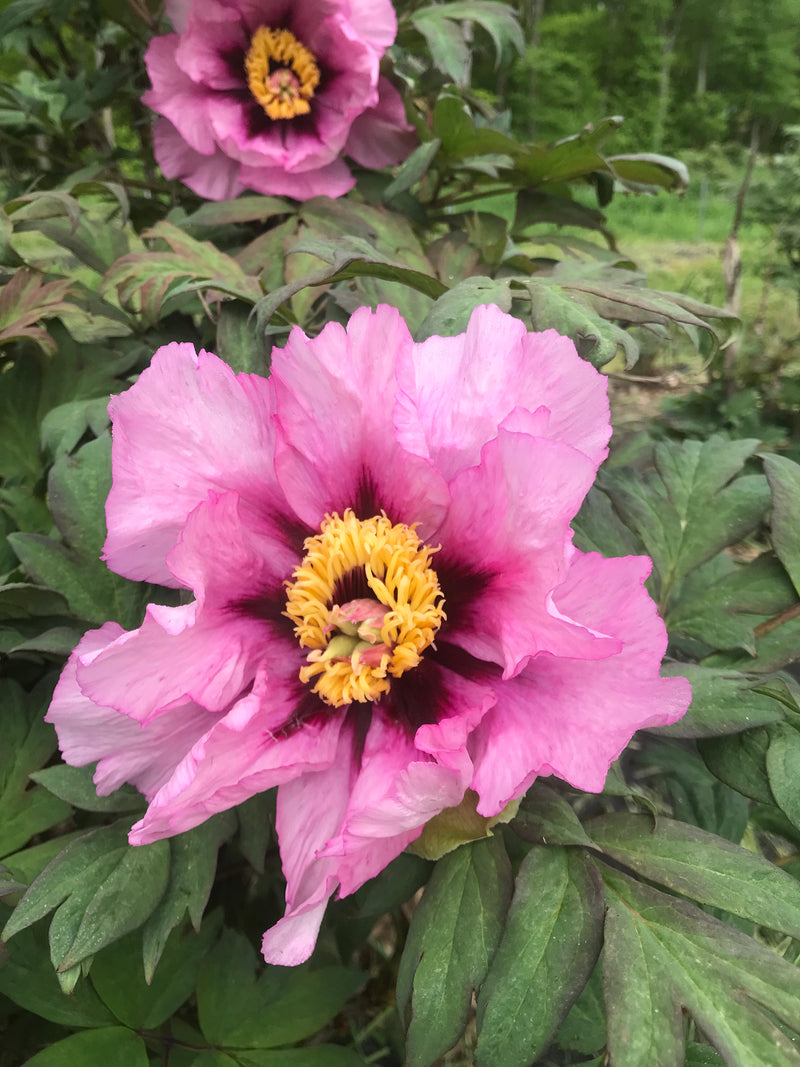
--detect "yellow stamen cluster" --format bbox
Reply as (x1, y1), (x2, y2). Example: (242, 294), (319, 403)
(245, 26), (320, 120)
(285, 511), (446, 707)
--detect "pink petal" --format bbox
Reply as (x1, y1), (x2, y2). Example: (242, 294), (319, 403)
(164, 0), (191, 32)
(103, 343), (279, 585)
(151, 120), (246, 201)
(271, 305), (449, 535)
(470, 552), (692, 812)
(173, 0), (248, 90)
(130, 682), (343, 844)
(437, 429), (620, 677)
(263, 710), (464, 965)
(396, 304), (611, 481)
(46, 623), (219, 799)
(75, 598), (269, 724)
(345, 78), (416, 168)
(341, 0), (398, 51)
(238, 158), (355, 199)
(143, 36), (218, 155)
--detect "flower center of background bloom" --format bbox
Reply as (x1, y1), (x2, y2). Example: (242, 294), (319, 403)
(285, 511), (446, 707)
(245, 26), (320, 120)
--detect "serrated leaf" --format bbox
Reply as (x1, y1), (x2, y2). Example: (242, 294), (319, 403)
(764, 453), (800, 598)
(142, 811), (236, 981)
(196, 928), (363, 1048)
(603, 868), (800, 1067)
(475, 847), (604, 1067)
(589, 813), (800, 937)
(22, 1026), (149, 1067)
(396, 834), (512, 1067)
(602, 438), (771, 609)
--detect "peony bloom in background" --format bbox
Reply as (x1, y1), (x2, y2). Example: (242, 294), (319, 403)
(142, 0), (416, 200)
(47, 305), (691, 965)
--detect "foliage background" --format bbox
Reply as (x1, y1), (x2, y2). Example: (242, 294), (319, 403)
(3, 2), (800, 1066)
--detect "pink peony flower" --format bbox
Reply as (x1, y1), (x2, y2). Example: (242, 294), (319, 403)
(47, 305), (691, 965)
(142, 0), (417, 200)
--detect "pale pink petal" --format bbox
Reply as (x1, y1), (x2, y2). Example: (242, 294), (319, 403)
(164, 0), (191, 32)
(46, 623), (219, 799)
(143, 37), (218, 155)
(130, 683), (343, 845)
(470, 552), (692, 812)
(103, 343), (280, 585)
(341, 0), (398, 51)
(151, 120), (246, 201)
(437, 429), (620, 676)
(271, 306), (449, 535)
(345, 78), (416, 168)
(396, 305), (611, 481)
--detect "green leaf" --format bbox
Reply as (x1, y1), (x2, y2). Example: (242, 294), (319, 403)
(0, 269), (78, 355)
(589, 813), (800, 937)
(236, 792), (275, 874)
(104, 221), (262, 327)
(22, 1026), (149, 1067)
(475, 847), (604, 1067)
(527, 278), (637, 367)
(2, 820), (169, 970)
(766, 725), (800, 831)
(396, 834), (512, 1067)
(656, 665), (786, 737)
(608, 153), (690, 194)
(511, 782), (594, 847)
(603, 869), (800, 1067)
(215, 301), (270, 375)
(182, 196), (292, 227)
(764, 453), (800, 597)
(90, 916), (222, 1029)
(196, 929), (363, 1049)
(0, 910), (115, 1028)
(383, 139), (442, 201)
(0, 677), (72, 859)
(699, 726), (776, 804)
(414, 275), (512, 340)
(29, 765), (143, 814)
(142, 811), (237, 981)
(9, 435), (155, 628)
(601, 438), (771, 608)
